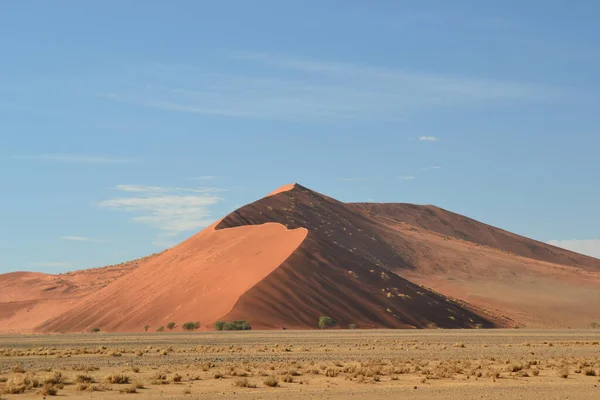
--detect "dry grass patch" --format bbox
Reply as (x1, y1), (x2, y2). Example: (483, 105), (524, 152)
(105, 373), (130, 384)
(263, 376), (279, 387)
(234, 377), (257, 388)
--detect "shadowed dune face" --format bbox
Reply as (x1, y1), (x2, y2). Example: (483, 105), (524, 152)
(2, 183), (600, 333)
(36, 222), (306, 333)
(217, 184), (501, 329)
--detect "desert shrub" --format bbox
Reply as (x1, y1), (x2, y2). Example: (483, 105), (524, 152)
(281, 374), (294, 383)
(12, 364), (25, 373)
(134, 381), (145, 389)
(233, 377), (256, 388)
(584, 368), (597, 376)
(167, 322), (176, 330)
(156, 326), (164, 332)
(171, 373), (182, 383)
(144, 325), (150, 332)
(318, 316), (336, 329)
(214, 321), (226, 331)
(182, 321), (201, 331)
(40, 383), (58, 396)
(119, 385), (137, 394)
(221, 320), (251, 331)
(557, 366), (569, 379)
(76, 374), (94, 383)
(590, 322), (599, 329)
(44, 371), (67, 385)
(105, 373), (130, 384)
(91, 327), (100, 333)
(263, 376), (279, 387)
(531, 368), (540, 376)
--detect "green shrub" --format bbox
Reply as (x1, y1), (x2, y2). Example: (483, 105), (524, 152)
(182, 321), (200, 331)
(221, 320), (251, 331)
(318, 316), (336, 329)
(214, 321), (225, 331)
(144, 325), (150, 332)
(166, 322), (176, 331)
(91, 327), (100, 333)
(156, 326), (164, 332)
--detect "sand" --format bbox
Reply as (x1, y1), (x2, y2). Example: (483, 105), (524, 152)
(1, 330), (599, 399)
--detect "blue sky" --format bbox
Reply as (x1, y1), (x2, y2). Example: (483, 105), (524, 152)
(1, 1), (599, 273)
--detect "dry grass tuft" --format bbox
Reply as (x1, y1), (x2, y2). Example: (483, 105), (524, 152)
(234, 377), (257, 388)
(263, 376), (279, 387)
(39, 383), (59, 396)
(105, 373), (130, 384)
(118, 385), (137, 394)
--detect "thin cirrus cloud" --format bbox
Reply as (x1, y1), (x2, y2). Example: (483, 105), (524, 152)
(60, 236), (104, 243)
(96, 53), (566, 122)
(98, 184), (224, 237)
(15, 154), (136, 164)
(547, 239), (600, 259)
(418, 136), (439, 141)
(398, 176), (416, 180)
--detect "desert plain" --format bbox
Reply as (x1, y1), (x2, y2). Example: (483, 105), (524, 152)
(1, 329), (600, 399)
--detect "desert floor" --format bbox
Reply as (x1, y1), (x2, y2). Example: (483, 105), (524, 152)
(1, 329), (600, 399)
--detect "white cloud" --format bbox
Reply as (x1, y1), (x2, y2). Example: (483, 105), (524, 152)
(547, 239), (600, 259)
(99, 185), (223, 236)
(432, 166), (442, 169)
(15, 154), (135, 164)
(189, 176), (217, 181)
(418, 136), (439, 141)
(30, 262), (71, 268)
(398, 176), (416, 180)
(61, 236), (104, 243)
(97, 54), (566, 122)
(341, 178), (368, 181)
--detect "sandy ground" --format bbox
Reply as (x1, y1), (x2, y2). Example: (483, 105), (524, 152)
(1, 330), (599, 399)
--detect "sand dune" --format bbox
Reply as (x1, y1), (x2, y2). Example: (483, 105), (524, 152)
(37, 222), (306, 333)
(2, 183), (599, 333)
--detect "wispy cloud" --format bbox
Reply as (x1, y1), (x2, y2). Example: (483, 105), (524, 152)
(418, 136), (439, 141)
(340, 177), (368, 181)
(30, 262), (71, 268)
(60, 236), (104, 243)
(99, 184), (223, 236)
(420, 166), (442, 171)
(547, 239), (600, 259)
(15, 154), (135, 164)
(398, 176), (416, 180)
(97, 53), (566, 122)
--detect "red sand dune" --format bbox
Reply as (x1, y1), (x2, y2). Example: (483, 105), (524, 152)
(2, 183), (599, 333)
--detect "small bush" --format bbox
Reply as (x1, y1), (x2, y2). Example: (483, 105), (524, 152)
(167, 322), (176, 330)
(220, 320), (251, 330)
(171, 373), (183, 383)
(105, 373), (130, 384)
(156, 326), (164, 332)
(182, 321), (200, 331)
(119, 385), (137, 394)
(40, 383), (58, 396)
(318, 316), (336, 329)
(263, 376), (279, 387)
(233, 377), (256, 388)
(144, 325), (150, 332)
(214, 321), (226, 331)
(75, 373), (94, 383)
(584, 368), (597, 376)
(91, 327), (100, 333)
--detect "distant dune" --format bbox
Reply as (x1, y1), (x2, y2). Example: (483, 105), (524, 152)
(2, 183), (599, 333)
